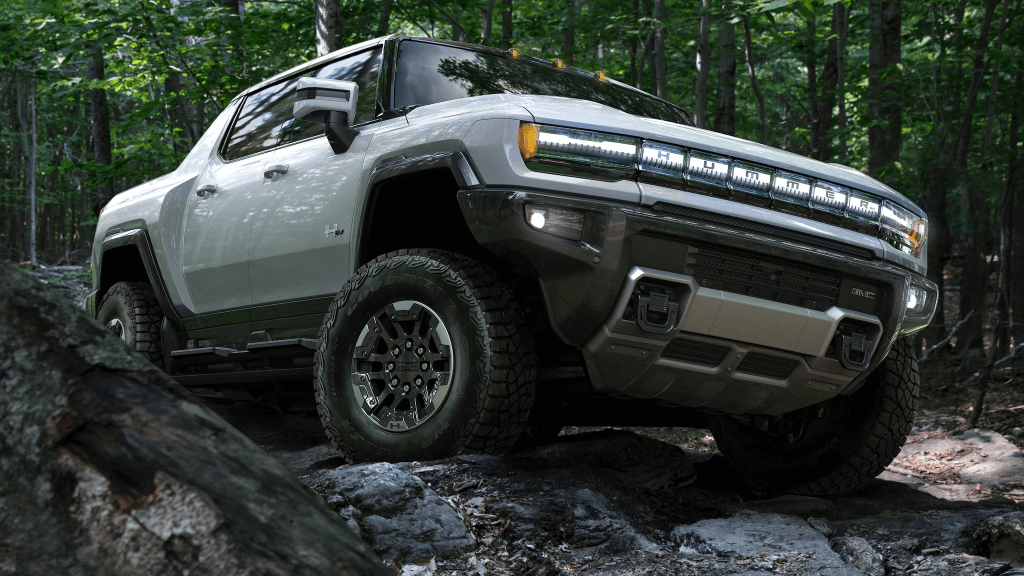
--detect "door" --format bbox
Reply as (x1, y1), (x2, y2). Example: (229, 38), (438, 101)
(180, 154), (265, 317)
(247, 46), (386, 308)
(248, 128), (378, 307)
(181, 74), (300, 320)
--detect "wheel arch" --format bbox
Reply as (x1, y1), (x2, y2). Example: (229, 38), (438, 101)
(98, 229), (184, 334)
(355, 150), (491, 267)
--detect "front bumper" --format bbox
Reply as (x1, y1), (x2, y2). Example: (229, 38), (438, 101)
(459, 188), (936, 416)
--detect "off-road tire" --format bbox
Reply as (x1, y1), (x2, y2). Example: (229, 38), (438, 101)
(710, 338), (920, 495)
(314, 249), (537, 463)
(95, 281), (164, 369)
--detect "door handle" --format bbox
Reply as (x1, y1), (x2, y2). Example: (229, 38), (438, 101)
(196, 184), (218, 199)
(264, 164), (289, 180)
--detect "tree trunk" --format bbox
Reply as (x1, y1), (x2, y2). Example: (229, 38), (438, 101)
(867, 0), (901, 186)
(501, 0), (513, 48)
(806, 14), (818, 157)
(814, 5), (840, 162)
(561, 0), (575, 65)
(15, 76), (37, 267)
(1012, 48), (1024, 349)
(953, 0), (1000, 356)
(836, 3), (850, 163)
(653, 0), (667, 99)
(481, 0), (494, 42)
(629, 0), (639, 85)
(377, 0), (393, 36)
(314, 0), (343, 56)
(87, 42), (113, 212)
(713, 22), (736, 135)
(164, 71), (187, 161)
(741, 12), (766, 143)
(694, 0), (710, 128)
(0, 262), (390, 575)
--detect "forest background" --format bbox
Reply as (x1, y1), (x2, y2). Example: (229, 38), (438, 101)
(0, 0), (1022, 393)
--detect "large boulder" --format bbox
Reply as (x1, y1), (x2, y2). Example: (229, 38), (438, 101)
(303, 462), (477, 563)
(0, 262), (388, 576)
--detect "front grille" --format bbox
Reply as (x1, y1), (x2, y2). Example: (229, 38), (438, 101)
(735, 353), (800, 380)
(650, 203), (876, 260)
(685, 246), (841, 310)
(662, 338), (730, 366)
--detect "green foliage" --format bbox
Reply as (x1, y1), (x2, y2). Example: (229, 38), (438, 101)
(0, 0), (1019, 264)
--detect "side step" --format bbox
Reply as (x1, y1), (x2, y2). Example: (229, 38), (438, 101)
(170, 338), (318, 388)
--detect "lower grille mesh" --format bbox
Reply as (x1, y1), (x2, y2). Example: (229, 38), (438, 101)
(685, 246), (841, 310)
(735, 353), (800, 380)
(662, 338), (730, 367)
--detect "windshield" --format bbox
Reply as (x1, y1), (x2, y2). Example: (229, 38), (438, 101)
(393, 40), (691, 126)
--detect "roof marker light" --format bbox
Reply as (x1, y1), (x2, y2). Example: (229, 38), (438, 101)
(509, 48), (519, 58)
(554, 59), (564, 69)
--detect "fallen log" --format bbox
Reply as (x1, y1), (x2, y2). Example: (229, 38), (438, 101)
(0, 262), (389, 576)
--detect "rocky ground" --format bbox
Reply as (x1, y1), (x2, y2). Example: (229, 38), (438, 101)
(24, 264), (1024, 575)
(208, 401), (1024, 576)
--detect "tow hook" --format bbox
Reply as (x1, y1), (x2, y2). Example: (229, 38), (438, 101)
(635, 284), (680, 334)
(832, 327), (874, 372)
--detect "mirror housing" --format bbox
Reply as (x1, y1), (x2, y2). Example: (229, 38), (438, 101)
(293, 77), (360, 154)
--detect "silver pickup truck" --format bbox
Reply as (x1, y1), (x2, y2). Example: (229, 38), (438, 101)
(87, 35), (937, 495)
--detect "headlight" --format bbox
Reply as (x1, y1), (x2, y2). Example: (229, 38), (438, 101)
(518, 123), (639, 180)
(902, 281), (938, 335)
(880, 201), (926, 260)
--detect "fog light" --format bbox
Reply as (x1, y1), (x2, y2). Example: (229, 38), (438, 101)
(906, 284), (927, 314)
(525, 205), (584, 241)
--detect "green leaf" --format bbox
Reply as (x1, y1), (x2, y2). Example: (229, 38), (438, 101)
(759, 0), (795, 11)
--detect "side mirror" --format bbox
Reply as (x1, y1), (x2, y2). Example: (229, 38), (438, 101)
(293, 77), (360, 154)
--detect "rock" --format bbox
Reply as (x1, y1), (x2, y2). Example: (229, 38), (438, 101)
(913, 553), (1010, 576)
(807, 517), (835, 537)
(719, 495), (836, 519)
(670, 513), (865, 574)
(974, 512), (1024, 567)
(1012, 428), (1024, 439)
(510, 430), (696, 493)
(0, 262), (389, 576)
(831, 536), (885, 576)
(303, 463), (476, 564)
(897, 536), (923, 553)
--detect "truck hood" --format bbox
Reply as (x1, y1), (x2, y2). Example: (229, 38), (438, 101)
(511, 95), (924, 216)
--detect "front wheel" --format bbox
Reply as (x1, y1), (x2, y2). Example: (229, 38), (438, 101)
(314, 249), (537, 463)
(710, 338), (920, 495)
(95, 281), (164, 368)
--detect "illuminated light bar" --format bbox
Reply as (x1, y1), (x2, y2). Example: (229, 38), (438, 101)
(686, 151), (731, 198)
(638, 141), (687, 188)
(771, 171), (813, 217)
(729, 161), (773, 208)
(846, 190), (882, 234)
(810, 181), (849, 226)
(519, 122), (927, 260)
(518, 123), (639, 180)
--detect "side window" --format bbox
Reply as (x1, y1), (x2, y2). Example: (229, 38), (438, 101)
(222, 78), (299, 160)
(282, 47), (383, 145)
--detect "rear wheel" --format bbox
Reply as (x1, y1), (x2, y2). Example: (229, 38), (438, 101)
(314, 249), (537, 463)
(95, 281), (164, 368)
(710, 338), (920, 495)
